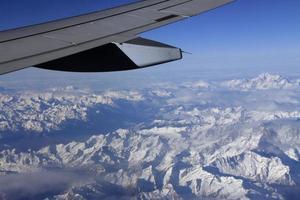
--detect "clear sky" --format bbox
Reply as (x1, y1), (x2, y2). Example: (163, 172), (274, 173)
(0, 0), (300, 89)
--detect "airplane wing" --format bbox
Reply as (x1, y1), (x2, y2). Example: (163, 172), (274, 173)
(0, 0), (234, 75)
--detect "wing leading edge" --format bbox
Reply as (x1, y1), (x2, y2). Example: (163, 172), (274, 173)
(0, 0), (234, 75)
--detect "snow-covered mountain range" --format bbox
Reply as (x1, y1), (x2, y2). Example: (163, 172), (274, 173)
(221, 73), (299, 91)
(1, 74), (300, 200)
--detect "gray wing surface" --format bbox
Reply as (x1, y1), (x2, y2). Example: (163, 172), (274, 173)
(0, 0), (234, 75)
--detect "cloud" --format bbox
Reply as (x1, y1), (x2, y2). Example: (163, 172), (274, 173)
(0, 169), (91, 200)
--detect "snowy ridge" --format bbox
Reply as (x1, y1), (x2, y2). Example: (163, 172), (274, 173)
(221, 73), (298, 91)
(0, 121), (298, 199)
(213, 151), (294, 185)
(0, 89), (143, 132)
(1, 73), (300, 199)
(1, 112), (300, 199)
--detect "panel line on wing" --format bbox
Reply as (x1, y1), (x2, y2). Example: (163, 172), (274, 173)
(0, 0), (171, 43)
(42, 35), (78, 45)
(158, 0), (194, 11)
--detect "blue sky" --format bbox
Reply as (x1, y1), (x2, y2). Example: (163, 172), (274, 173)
(0, 0), (300, 89)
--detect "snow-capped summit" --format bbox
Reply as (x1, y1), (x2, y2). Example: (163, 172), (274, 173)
(221, 73), (297, 91)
